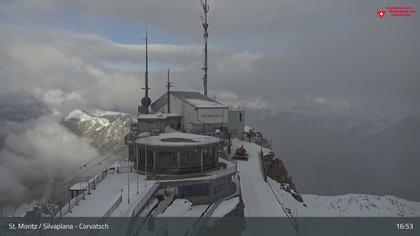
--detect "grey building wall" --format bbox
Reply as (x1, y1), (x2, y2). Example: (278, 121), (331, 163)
(137, 116), (182, 133)
(227, 110), (245, 135)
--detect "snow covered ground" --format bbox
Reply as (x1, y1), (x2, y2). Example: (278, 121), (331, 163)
(158, 199), (208, 217)
(211, 197), (240, 217)
(158, 197), (240, 218)
(268, 178), (420, 217)
(233, 139), (286, 217)
(65, 170), (156, 217)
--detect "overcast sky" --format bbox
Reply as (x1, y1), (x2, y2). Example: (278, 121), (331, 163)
(0, 0), (419, 116)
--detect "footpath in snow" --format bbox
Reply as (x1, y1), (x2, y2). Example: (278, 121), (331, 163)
(233, 139), (286, 217)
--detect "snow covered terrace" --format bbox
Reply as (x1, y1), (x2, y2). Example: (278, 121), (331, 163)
(64, 161), (157, 217)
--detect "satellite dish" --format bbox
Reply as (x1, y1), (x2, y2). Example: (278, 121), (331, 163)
(141, 96), (152, 107)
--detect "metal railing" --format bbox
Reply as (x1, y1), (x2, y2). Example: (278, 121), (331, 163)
(57, 190), (85, 217)
(150, 189), (176, 216)
(259, 152), (268, 182)
(131, 182), (160, 217)
(267, 178), (299, 231)
(209, 164), (237, 180)
(56, 169), (110, 217)
(103, 195), (122, 217)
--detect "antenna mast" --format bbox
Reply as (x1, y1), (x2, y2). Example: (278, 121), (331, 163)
(139, 29), (152, 114)
(145, 29), (149, 98)
(201, 0), (209, 96)
(166, 69), (173, 113)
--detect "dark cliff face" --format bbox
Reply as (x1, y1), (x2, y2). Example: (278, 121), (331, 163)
(264, 154), (303, 203)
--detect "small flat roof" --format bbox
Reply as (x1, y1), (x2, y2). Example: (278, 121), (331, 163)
(185, 98), (226, 108)
(135, 132), (219, 147)
(151, 91), (228, 111)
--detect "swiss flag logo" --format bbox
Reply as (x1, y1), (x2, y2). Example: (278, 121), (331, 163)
(377, 10), (386, 18)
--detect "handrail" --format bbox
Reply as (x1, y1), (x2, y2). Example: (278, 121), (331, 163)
(131, 182), (160, 216)
(56, 168), (110, 217)
(103, 195), (122, 217)
(267, 178), (299, 231)
(259, 152), (268, 182)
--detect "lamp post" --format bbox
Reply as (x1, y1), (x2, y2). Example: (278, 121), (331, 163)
(127, 160), (130, 204)
(145, 142), (147, 188)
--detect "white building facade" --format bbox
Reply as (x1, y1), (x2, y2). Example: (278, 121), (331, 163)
(151, 91), (229, 133)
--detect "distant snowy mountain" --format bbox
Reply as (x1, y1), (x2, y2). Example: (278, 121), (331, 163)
(268, 179), (420, 217)
(249, 110), (420, 201)
(62, 109), (135, 153)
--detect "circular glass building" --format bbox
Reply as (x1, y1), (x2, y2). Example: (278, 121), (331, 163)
(129, 132), (219, 175)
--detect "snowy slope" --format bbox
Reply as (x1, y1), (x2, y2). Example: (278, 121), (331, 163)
(211, 197), (240, 217)
(231, 138), (420, 217)
(158, 199), (208, 217)
(233, 139), (286, 217)
(63, 109), (135, 152)
(268, 178), (420, 217)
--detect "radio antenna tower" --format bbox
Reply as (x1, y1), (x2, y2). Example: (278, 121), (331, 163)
(166, 69), (173, 113)
(201, 0), (209, 96)
(144, 29), (149, 98)
(139, 29), (151, 114)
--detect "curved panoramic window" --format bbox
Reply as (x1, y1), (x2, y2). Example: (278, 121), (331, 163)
(138, 149), (154, 167)
(157, 151), (178, 168)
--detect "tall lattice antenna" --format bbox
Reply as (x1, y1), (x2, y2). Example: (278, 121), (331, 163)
(201, 0), (209, 96)
(166, 69), (173, 113)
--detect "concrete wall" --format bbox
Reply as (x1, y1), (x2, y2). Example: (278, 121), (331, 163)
(227, 110), (245, 135)
(175, 175), (235, 205)
(136, 117), (182, 133)
(197, 108), (228, 124)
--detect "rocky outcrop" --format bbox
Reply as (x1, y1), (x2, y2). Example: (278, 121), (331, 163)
(62, 109), (135, 153)
(264, 155), (303, 203)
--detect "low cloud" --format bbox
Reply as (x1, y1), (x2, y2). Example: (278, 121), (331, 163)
(0, 98), (97, 215)
(0, 116), (97, 214)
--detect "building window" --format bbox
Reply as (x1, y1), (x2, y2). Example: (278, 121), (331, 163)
(157, 151), (177, 168)
(239, 113), (242, 122)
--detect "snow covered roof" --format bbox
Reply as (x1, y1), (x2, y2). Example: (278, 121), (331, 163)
(185, 98), (226, 108)
(135, 132), (219, 147)
(151, 91), (227, 111)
